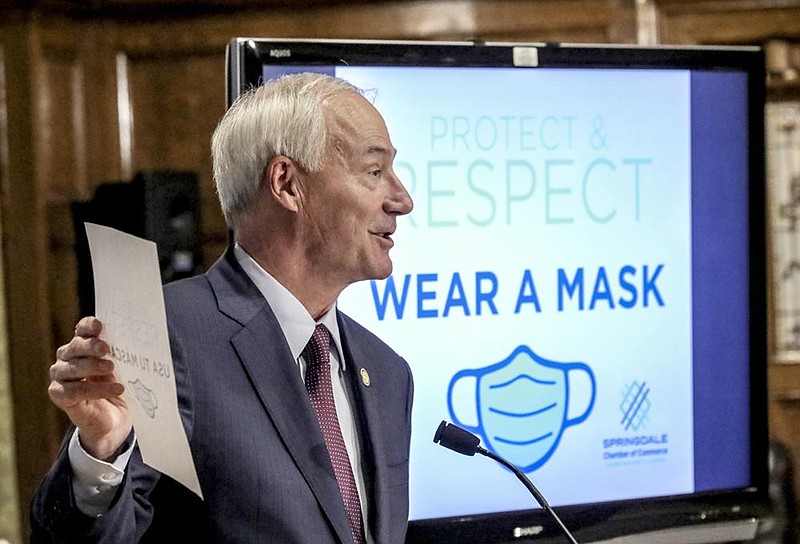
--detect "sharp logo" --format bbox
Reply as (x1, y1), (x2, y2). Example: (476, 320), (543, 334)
(513, 525), (544, 538)
(269, 49), (291, 58)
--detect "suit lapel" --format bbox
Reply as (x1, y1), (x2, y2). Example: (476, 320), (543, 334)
(337, 315), (391, 544)
(206, 250), (354, 544)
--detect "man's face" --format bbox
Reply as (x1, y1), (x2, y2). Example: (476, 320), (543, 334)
(300, 92), (414, 287)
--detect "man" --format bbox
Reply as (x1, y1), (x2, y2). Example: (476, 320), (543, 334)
(30, 73), (415, 543)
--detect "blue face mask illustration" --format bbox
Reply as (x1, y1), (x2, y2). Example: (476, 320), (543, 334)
(447, 345), (596, 472)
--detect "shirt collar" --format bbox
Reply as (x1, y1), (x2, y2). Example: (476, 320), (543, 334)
(234, 244), (345, 367)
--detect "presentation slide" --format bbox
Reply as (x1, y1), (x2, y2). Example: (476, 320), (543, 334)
(336, 66), (695, 519)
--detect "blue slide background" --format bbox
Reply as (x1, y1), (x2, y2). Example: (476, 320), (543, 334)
(325, 66), (751, 519)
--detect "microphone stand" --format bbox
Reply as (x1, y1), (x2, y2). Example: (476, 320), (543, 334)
(476, 445), (580, 544)
(433, 421), (580, 543)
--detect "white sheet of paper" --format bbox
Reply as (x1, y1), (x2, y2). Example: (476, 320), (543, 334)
(85, 222), (202, 498)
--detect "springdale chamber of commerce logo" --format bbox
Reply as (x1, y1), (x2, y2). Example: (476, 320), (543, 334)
(603, 380), (669, 464)
(620, 380), (651, 432)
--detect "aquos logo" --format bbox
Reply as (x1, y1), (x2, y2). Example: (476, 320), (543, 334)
(269, 49), (291, 58)
(447, 345), (596, 472)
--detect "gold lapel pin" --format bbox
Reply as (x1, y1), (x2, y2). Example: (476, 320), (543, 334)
(360, 368), (371, 387)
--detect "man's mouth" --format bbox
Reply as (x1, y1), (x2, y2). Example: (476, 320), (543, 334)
(372, 227), (395, 238)
(372, 230), (395, 243)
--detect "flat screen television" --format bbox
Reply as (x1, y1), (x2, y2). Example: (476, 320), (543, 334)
(225, 38), (769, 544)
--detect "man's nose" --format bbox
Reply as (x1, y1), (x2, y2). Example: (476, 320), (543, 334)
(387, 173), (414, 216)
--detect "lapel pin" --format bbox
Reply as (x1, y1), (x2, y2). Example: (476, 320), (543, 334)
(360, 368), (371, 387)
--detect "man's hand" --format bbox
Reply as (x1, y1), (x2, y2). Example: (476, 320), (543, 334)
(48, 316), (132, 461)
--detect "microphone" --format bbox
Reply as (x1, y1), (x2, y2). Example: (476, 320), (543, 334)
(433, 421), (580, 544)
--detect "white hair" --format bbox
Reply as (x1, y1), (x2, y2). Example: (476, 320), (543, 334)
(211, 72), (362, 228)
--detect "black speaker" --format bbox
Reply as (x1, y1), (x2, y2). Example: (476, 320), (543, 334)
(72, 170), (204, 315)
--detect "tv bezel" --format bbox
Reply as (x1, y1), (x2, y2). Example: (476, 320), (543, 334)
(225, 37), (770, 544)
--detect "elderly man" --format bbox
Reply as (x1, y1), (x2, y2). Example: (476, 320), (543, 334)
(31, 73), (415, 543)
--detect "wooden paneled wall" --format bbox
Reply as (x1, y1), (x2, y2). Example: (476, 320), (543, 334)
(1, 0), (799, 539)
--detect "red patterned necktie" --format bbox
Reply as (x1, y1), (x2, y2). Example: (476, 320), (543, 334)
(303, 324), (365, 544)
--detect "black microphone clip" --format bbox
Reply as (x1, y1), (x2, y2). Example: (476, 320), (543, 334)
(433, 420), (481, 456)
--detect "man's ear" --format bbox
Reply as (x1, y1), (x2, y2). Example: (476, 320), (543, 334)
(265, 155), (302, 213)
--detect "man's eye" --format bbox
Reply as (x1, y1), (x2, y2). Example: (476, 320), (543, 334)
(370, 170), (383, 177)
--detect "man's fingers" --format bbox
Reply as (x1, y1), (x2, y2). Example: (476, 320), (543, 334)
(48, 379), (125, 407)
(49, 357), (114, 382)
(55, 335), (109, 362)
(75, 316), (102, 337)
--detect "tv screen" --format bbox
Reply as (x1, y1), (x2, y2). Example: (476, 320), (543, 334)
(226, 38), (768, 543)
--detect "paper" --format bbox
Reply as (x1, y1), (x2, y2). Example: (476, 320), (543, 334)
(85, 222), (202, 498)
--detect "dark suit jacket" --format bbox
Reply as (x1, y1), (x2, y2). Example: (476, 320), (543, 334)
(30, 248), (414, 543)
